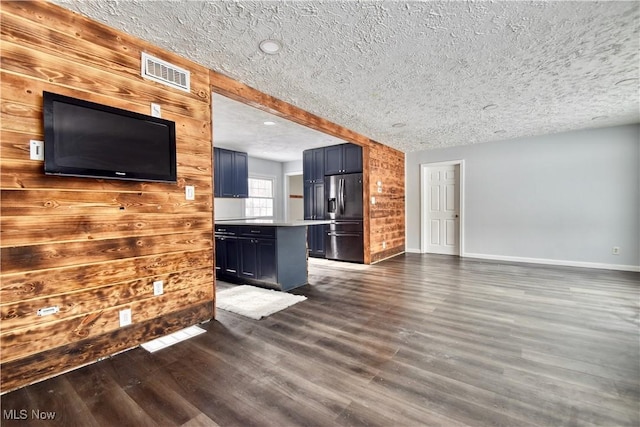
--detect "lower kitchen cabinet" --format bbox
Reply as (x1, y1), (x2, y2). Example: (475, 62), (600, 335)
(304, 181), (325, 257)
(215, 230), (239, 276)
(307, 224), (326, 257)
(239, 238), (277, 283)
(215, 224), (308, 291)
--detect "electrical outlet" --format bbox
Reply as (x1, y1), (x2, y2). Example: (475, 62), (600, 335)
(153, 280), (164, 296)
(119, 308), (132, 327)
(30, 140), (44, 160)
(371, 196), (376, 205)
(37, 306), (59, 317)
(382, 241), (387, 249)
(185, 185), (195, 200)
(612, 246), (620, 255)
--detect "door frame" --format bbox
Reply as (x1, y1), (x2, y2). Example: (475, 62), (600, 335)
(284, 171), (303, 221)
(420, 160), (465, 255)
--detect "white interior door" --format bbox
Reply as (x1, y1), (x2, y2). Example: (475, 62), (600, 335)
(426, 165), (460, 255)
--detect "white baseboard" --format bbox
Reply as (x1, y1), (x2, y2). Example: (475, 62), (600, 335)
(403, 248), (639, 272)
(463, 252), (640, 272)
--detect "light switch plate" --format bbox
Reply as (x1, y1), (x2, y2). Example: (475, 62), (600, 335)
(150, 103), (161, 117)
(371, 196), (376, 204)
(185, 186), (195, 200)
(119, 309), (132, 327)
(153, 280), (164, 296)
(30, 140), (44, 160)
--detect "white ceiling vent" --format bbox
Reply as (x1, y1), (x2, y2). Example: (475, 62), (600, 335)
(141, 52), (190, 92)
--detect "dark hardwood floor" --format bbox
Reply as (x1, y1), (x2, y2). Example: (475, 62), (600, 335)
(2, 254), (639, 426)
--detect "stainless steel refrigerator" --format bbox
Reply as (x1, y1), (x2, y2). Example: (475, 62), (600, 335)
(325, 173), (364, 263)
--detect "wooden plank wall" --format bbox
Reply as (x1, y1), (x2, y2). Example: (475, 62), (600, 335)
(0, 1), (214, 392)
(368, 141), (406, 263)
(210, 71), (406, 265)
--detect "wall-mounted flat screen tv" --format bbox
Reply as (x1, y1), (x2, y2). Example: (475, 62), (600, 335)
(43, 91), (177, 183)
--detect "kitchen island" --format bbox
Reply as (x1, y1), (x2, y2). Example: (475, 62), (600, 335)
(214, 219), (331, 291)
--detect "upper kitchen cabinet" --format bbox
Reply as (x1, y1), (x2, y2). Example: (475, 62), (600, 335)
(214, 147), (248, 198)
(324, 143), (362, 175)
(303, 147), (325, 183)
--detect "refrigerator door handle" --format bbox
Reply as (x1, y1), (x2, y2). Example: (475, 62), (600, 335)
(339, 178), (345, 214)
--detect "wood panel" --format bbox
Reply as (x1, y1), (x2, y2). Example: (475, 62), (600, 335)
(0, 301), (213, 393)
(1, 213), (213, 247)
(0, 1), (214, 393)
(0, 10), (211, 114)
(1, 231), (213, 275)
(1, 267), (214, 331)
(0, 74), (213, 143)
(369, 141), (405, 262)
(0, 189), (213, 216)
(1, 282), (213, 363)
(1, 250), (213, 303)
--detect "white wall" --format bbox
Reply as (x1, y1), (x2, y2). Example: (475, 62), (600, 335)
(214, 156), (284, 220)
(283, 159), (303, 175)
(406, 124), (640, 270)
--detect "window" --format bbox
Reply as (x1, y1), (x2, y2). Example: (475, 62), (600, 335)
(245, 177), (274, 217)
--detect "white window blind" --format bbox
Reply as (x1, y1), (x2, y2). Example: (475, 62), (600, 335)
(245, 178), (274, 217)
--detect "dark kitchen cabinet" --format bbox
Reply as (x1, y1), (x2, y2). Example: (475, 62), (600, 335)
(215, 224), (307, 291)
(304, 181), (325, 257)
(215, 227), (240, 276)
(214, 147), (248, 198)
(238, 227), (277, 283)
(239, 238), (259, 279)
(303, 147), (325, 183)
(256, 238), (277, 283)
(304, 182), (325, 220)
(323, 143), (362, 175)
(307, 224), (326, 257)
(343, 143), (363, 173)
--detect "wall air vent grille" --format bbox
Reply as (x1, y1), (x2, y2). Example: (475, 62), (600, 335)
(141, 52), (190, 92)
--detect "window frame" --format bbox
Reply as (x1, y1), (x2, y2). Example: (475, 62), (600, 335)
(244, 175), (276, 218)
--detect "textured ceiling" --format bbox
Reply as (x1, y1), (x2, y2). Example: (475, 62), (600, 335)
(53, 1), (640, 155)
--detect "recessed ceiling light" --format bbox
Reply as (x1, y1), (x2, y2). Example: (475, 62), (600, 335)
(259, 39), (282, 55)
(392, 122), (406, 128)
(482, 104), (498, 111)
(263, 121), (276, 126)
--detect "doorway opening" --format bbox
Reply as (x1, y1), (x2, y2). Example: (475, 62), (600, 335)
(285, 173), (304, 222)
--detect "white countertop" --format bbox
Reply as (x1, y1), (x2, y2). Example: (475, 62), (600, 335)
(215, 218), (333, 227)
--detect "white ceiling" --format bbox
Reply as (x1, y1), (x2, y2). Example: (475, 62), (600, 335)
(54, 1), (640, 159)
(212, 93), (345, 162)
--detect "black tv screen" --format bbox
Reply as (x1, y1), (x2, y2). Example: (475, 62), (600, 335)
(43, 91), (177, 183)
